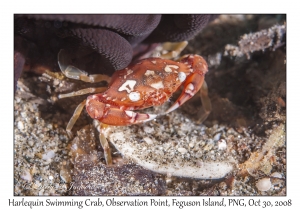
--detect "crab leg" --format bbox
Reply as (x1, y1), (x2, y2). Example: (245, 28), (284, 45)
(58, 87), (107, 99)
(58, 49), (111, 83)
(66, 99), (87, 138)
(197, 80), (212, 123)
(93, 120), (112, 165)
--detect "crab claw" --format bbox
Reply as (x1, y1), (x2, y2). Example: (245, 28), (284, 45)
(165, 54), (208, 114)
(86, 96), (157, 125)
(165, 73), (205, 114)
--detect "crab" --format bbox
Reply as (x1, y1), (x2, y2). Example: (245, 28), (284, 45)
(57, 42), (212, 165)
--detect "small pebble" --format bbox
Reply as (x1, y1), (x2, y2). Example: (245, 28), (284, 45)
(178, 148), (187, 154)
(270, 172), (282, 179)
(218, 139), (227, 150)
(17, 121), (24, 130)
(28, 140), (34, 147)
(213, 133), (221, 141)
(143, 137), (153, 145)
(42, 150), (55, 161)
(189, 142), (194, 148)
(20, 170), (32, 182)
(180, 123), (190, 131)
(256, 178), (272, 191)
(38, 189), (44, 196)
(47, 124), (53, 130)
(143, 126), (154, 133)
(60, 168), (72, 183)
(166, 172), (173, 185)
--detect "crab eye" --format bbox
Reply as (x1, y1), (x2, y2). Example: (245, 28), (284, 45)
(129, 91), (141, 101)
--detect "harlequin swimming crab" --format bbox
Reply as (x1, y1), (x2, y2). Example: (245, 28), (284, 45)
(57, 42), (211, 165)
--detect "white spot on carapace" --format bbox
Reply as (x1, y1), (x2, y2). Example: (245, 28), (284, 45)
(121, 97), (126, 101)
(150, 81), (164, 89)
(178, 72), (186, 82)
(124, 69), (133, 79)
(118, 80), (137, 93)
(185, 83), (195, 95)
(129, 91), (141, 101)
(126, 69), (133, 75)
(145, 70), (155, 76)
(164, 65), (179, 72)
(151, 60), (157, 64)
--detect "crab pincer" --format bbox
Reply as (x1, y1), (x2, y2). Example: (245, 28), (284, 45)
(85, 94), (157, 126)
(165, 54), (211, 122)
